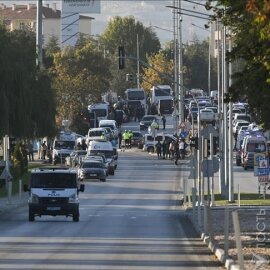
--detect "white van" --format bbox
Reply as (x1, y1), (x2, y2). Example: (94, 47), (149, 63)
(87, 140), (118, 172)
(23, 167), (85, 222)
(99, 120), (118, 139)
(88, 103), (109, 122)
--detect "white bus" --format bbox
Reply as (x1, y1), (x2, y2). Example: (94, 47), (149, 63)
(88, 103), (109, 122)
(125, 88), (147, 111)
(151, 85), (173, 105)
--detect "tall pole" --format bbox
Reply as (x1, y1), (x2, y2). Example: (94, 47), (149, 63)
(208, 22), (211, 96)
(178, 0), (184, 123)
(36, 0), (43, 68)
(136, 34), (140, 88)
(228, 29), (234, 202)
(173, 1), (178, 133)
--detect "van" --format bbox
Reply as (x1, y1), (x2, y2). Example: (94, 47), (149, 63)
(99, 119), (118, 139)
(87, 140), (118, 173)
(88, 103), (109, 122)
(143, 133), (177, 153)
(241, 134), (266, 170)
(23, 167), (85, 222)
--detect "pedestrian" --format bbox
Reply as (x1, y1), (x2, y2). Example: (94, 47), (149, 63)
(162, 115), (166, 130)
(174, 139), (180, 165)
(128, 130), (133, 149)
(179, 139), (185, 159)
(41, 141), (47, 160)
(81, 139), (87, 150)
(169, 141), (175, 160)
(156, 140), (162, 159)
(162, 140), (167, 159)
(27, 140), (34, 161)
(76, 142), (82, 150)
(118, 130), (123, 149)
(123, 130), (129, 150)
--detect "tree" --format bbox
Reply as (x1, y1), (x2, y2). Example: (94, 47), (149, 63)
(141, 51), (174, 95)
(51, 41), (112, 131)
(209, 0), (270, 127)
(100, 16), (161, 96)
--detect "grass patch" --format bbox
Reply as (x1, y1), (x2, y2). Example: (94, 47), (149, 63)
(186, 193), (270, 206)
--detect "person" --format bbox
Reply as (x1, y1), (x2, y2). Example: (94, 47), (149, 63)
(118, 130), (123, 149)
(174, 139), (180, 165)
(27, 141), (34, 161)
(81, 139), (87, 150)
(123, 130), (129, 150)
(100, 132), (105, 140)
(128, 130), (133, 149)
(179, 139), (185, 159)
(156, 140), (162, 159)
(76, 142), (82, 150)
(169, 141), (175, 160)
(234, 130), (238, 150)
(162, 115), (166, 130)
(41, 141), (47, 160)
(162, 140), (167, 159)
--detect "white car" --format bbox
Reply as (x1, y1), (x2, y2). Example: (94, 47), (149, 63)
(86, 128), (110, 145)
(233, 120), (249, 134)
(199, 109), (215, 123)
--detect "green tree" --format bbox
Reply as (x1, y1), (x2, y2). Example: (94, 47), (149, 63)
(209, 0), (270, 127)
(100, 16), (161, 95)
(51, 41), (112, 132)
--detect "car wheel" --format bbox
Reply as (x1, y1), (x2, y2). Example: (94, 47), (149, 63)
(100, 178), (106, 182)
(29, 210), (35, 222)
(148, 146), (154, 153)
(73, 212), (79, 222)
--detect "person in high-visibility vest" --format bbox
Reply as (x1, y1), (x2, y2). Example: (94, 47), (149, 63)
(123, 130), (129, 149)
(128, 130), (133, 149)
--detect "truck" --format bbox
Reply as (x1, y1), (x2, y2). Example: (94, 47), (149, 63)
(158, 98), (174, 115)
(24, 167), (85, 222)
(88, 103), (109, 122)
(151, 85), (173, 106)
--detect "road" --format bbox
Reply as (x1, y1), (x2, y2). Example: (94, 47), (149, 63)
(0, 145), (223, 269)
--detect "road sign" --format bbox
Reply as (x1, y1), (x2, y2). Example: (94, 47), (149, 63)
(259, 159), (268, 168)
(179, 122), (186, 129)
(257, 168), (270, 176)
(254, 153), (266, 176)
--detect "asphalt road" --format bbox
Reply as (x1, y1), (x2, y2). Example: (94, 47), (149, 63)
(0, 148), (223, 270)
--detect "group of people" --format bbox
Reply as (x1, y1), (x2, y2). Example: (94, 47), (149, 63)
(118, 130), (133, 150)
(155, 138), (187, 165)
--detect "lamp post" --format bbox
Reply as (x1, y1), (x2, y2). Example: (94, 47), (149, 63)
(36, 0), (43, 67)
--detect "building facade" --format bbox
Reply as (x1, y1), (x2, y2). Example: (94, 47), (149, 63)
(0, 3), (94, 46)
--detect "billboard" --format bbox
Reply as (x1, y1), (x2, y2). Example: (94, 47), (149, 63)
(61, 0), (101, 13)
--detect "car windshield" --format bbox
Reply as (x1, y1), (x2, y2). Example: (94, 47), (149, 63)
(89, 150), (114, 159)
(142, 116), (156, 121)
(81, 162), (103, 169)
(100, 125), (115, 130)
(31, 173), (77, 188)
(54, 140), (75, 150)
(89, 130), (104, 137)
(91, 109), (107, 117)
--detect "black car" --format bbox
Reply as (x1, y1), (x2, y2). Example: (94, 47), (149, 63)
(131, 131), (144, 148)
(78, 160), (107, 182)
(139, 115), (159, 130)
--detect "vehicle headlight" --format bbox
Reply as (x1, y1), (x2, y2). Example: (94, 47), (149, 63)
(69, 194), (79, 203)
(29, 194), (39, 204)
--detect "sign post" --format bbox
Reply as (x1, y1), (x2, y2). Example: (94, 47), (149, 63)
(256, 158), (270, 199)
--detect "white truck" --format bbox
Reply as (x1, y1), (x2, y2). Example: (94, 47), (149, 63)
(88, 103), (109, 122)
(24, 167), (85, 222)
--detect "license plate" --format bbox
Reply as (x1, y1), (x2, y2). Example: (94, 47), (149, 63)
(47, 207), (60, 211)
(90, 174), (96, 176)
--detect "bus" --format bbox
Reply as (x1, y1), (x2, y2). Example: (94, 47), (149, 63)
(125, 88), (147, 112)
(151, 85), (173, 105)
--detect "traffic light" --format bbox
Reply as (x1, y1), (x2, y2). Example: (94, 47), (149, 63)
(126, 73), (133, 82)
(118, 46), (125, 69)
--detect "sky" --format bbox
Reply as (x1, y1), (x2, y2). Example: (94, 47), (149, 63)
(1, 0), (211, 46)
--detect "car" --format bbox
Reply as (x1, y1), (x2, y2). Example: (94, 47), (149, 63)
(233, 120), (250, 134)
(86, 128), (110, 145)
(139, 115), (159, 130)
(84, 154), (112, 176)
(131, 131), (144, 148)
(198, 109), (215, 124)
(77, 160), (107, 182)
(188, 107), (198, 123)
(65, 150), (87, 167)
(143, 133), (177, 153)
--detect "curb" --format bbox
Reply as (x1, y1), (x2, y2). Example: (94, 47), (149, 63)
(188, 215), (240, 270)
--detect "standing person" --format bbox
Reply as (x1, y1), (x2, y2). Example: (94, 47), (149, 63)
(27, 141), (34, 161)
(118, 130), (123, 149)
(81, 139), (87, 150)
(123, 130), (129, 150)
(162, 140), (167, 159)
(179, 139), (185, 159)
(169, 141), (175, 160)
(41, 141), (47, 160)
(162, 115), (166, 130)
(174, 139), (180, 165)
(128, 130), (133, 149)
(156, 140), (162, 159)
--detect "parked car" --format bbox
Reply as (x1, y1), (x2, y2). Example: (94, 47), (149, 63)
(77, 160), (107, 182)
(139, 115), (159, 130)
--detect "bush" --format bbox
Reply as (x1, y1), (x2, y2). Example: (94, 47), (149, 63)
(12, 142), (28, 178)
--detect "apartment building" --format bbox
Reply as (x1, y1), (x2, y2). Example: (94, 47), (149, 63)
(0, 3), (94, 46)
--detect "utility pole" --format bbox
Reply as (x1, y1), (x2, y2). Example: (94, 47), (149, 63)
(36, 0), (43, 68)
(173, 0), (178, 133)
(136, 34), (140, 89)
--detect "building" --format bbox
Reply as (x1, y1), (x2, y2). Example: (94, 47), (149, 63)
(0, 3), (94, 46)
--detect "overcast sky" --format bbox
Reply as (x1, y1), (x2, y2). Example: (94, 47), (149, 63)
(2, 0), (211, 46)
